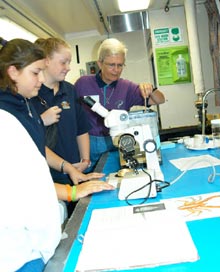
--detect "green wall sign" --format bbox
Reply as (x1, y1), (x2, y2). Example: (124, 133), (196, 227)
(154, 27), (182, 44)
(155, 46), (191, 86)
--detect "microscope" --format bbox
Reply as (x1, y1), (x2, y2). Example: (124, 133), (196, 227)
(83, 96), (164, 200)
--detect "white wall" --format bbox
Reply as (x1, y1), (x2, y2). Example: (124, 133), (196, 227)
(66, 36), (103, 83)
(149, 6), (197, 129)
(66, 31), (152, 84)
(64, 3), (216, 130)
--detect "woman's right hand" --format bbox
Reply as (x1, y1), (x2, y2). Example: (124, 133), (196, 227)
(54, 179), (115, 202)
(75, 180), (115, 200)
(41, 106), (62, 126)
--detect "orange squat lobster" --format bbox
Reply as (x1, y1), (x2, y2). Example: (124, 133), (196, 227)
(177, 195), (220, 216)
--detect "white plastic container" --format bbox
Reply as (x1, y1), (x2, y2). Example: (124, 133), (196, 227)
(211, 119), (220, 147)
(176, 54), (187, 78)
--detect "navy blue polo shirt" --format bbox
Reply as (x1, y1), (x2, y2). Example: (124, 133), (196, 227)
(31, 81), (91, 166)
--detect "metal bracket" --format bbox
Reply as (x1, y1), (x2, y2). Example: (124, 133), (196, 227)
(165, 0), (170, 12)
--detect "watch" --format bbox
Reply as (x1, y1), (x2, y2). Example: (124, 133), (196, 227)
(81, 159), (91, 168)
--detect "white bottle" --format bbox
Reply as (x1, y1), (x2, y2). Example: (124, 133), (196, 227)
(176, 54), (187, 78)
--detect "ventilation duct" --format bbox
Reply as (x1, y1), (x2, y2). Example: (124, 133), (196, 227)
(107, 11), (149, 33)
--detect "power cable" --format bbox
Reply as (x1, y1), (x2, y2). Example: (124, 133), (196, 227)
(93, 0), (109, 35)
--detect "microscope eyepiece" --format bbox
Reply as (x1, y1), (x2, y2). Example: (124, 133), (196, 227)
(82, 96), (96, 108)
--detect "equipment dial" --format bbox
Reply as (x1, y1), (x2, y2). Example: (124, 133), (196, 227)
(143, 139), (156, 153)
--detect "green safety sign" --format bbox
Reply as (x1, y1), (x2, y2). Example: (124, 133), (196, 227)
(154, 27), (182, 44)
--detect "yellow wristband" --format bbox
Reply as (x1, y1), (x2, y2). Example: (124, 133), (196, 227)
(71, 186), (76, 202)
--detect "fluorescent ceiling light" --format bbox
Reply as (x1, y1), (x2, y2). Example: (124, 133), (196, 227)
(118, 0), (151, 12)
(0, 16), (38, 42)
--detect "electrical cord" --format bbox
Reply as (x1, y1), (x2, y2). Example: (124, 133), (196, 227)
(125, 170), (152, 206)
(169, 157), (218, 185)
(124, 168), (170, 206)
(124, 157), (219, 206)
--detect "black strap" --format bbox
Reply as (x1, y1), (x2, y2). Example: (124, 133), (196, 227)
(38, 95), (58, 149)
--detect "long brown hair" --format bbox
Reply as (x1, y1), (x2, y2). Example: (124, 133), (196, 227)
(0, 38), (45, 93)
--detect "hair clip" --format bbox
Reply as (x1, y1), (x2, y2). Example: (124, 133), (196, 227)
(0, 37), (8, 46)
(77, 234), (84, 244)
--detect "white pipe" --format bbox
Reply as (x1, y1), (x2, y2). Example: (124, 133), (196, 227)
(215, 0), (220, 15)
(184, 0), (205, 94)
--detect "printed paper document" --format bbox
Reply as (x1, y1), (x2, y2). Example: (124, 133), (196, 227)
(76, 203), (199, 271)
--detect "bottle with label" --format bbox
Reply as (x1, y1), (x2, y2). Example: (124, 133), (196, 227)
(176, 54), (187, 78)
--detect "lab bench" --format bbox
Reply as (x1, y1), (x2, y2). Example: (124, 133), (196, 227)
(44, 144), (220, 272)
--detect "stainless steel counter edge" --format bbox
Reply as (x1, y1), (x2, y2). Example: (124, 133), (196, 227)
(44, 151), (109, 272)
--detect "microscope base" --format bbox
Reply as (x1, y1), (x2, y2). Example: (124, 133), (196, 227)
(107, 169), (157, 201)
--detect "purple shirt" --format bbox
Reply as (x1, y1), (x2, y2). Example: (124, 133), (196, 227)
(75, 72), (147, 136)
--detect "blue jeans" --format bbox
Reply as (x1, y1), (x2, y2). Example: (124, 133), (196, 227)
(85, 135), (117, 173)
(16, 258), (44, 272)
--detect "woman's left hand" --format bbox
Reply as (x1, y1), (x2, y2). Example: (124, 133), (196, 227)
(139, 82), (154, 98)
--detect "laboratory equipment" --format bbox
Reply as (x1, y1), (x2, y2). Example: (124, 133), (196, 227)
(82, 96), (164, 199)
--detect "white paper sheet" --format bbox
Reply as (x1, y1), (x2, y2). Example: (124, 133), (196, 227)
(76, 203), (199, 271)
(170, 154), (220, 171)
